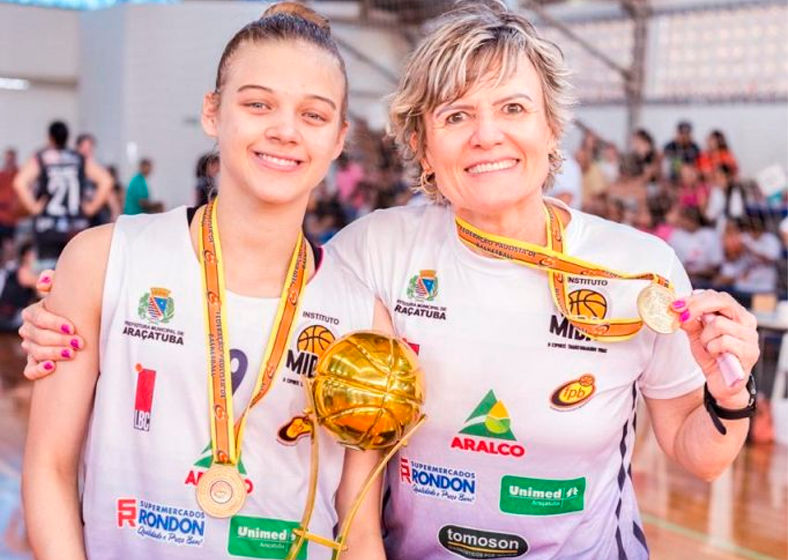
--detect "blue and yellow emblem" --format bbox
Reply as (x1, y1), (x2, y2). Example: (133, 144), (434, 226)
(138, 287), (175, 324)
(407, 270), (439, 302)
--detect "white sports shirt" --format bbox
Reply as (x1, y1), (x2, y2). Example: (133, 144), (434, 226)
(83, 207), (374, 559)
(327, 200), (704, 560)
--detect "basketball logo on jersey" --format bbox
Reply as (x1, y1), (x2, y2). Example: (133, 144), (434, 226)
(138, 287), (175, 324)
(451, 390), (526, 458)
(283, 325), (336, 384)
(407, 270), (439, 302)
(550, 375), (596, 411)
(133, 364), (157, 431)
(567, 289), (608, 319)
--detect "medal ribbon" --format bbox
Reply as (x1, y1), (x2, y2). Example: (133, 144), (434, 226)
(455, 204), (672, 342)
(199, 197), (307, 466)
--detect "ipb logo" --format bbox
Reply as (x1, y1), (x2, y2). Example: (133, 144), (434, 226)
(451, 390), (525, 458)
(407, 270), (439, 301)
(138, 287), (174, 324)
(438, 525), (528, 559)
(550, 374), (596, 410)
(500, 476), (585, 516)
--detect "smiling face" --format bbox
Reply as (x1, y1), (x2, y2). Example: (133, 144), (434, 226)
(202, 39), (347, 208)
(422, 54), (556, 218)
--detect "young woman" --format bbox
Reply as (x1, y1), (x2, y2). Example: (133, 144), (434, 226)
(22, 5), (387, 559)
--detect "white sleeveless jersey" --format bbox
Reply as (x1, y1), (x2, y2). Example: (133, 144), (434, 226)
(327, 201), (704, 560)
(82, 207), (374, 559)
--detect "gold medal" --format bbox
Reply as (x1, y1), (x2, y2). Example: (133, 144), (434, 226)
(637, 284), (679, 334)
(196, 464), (247, 518)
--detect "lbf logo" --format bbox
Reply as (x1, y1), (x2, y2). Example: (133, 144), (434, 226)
(133, 364), (157, 431)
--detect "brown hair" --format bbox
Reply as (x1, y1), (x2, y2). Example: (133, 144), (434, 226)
(389, 0), (573, 202)
(214, 2), (348, 120)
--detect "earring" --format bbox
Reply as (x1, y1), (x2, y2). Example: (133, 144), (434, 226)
(548, 148), (564, 176)
(419, 168), (434, 190)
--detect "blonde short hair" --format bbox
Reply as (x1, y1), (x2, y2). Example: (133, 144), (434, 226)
(389, 0), (573, 203)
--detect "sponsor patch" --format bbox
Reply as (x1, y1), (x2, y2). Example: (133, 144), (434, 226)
(500, 476), (585, 516)
(116, 497), (205, 547)
(550, 374), (596, 410)
(133, 364), (156, 431)
(407, 270), (439, 301)
(227, 516), (305, 559)
(438, 525), (528, 559)
(277, 415), (314, 445)
(400, 457), (476, 504)
(122, 287), (184, 346)
(451, 390), (526, 458)
(283, 324), (336, 385)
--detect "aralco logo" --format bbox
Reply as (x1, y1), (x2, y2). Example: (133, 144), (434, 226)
(438, 525), (529, 559)
(451, 390), (526, 458)
(285, 325), (335, 379)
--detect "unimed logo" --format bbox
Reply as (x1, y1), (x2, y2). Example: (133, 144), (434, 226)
(438, 525), (529, 559)
(500, 476), (586, 516)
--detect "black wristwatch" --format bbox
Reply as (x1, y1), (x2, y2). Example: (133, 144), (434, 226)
(703, 375), (757, 436)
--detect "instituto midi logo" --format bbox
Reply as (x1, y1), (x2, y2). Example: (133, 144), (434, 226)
(283, 325), (336, 383)
(451, 390), (525, 458)
(400, 457), (476, 504)
(116, 497), (205, 547)
(438, 525), (529, 559)
(500, 476), (586, 516)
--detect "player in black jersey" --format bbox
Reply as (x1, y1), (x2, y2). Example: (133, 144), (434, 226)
(13, 121), (112, 270)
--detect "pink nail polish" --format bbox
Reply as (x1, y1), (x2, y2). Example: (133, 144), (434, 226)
(679, 310), (691, 323)
(43, 362), (54, 371)
(70, 339), (80, 350)
(61, 324), (72, 335)
(40, 276), (51, 284)
(61, 349), (71, 358)
(671, 299), (686, 310)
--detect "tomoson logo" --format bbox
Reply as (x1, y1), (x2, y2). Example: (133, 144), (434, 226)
(451, 390), (525, 458)
(439, 525), (529, 559)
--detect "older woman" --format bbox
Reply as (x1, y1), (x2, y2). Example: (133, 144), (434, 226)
(18, 2), (759, 559)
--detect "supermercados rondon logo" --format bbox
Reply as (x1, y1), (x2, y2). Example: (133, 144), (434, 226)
(438, 525), (529, 559)
(451, 390), (525, 458)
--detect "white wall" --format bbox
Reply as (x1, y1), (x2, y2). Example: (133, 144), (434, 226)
(0, 4), (79, 162)
(77, 2), (409, 209)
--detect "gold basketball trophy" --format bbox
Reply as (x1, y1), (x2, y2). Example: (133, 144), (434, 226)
(285, 331), (426, 560)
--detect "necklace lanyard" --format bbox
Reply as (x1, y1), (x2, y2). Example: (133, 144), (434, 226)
(455, 204), (672, 342)
(199, 197), (308, 466)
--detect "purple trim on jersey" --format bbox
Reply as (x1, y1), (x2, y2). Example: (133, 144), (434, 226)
(614, 383), (648, 560)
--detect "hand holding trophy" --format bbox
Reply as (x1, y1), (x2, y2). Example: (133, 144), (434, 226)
(286, 331), (426, 560)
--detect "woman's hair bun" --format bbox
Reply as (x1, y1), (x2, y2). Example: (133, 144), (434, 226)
(261, 2), (331, 33)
